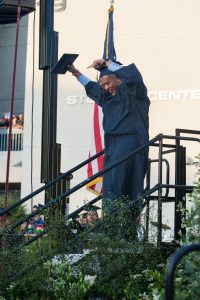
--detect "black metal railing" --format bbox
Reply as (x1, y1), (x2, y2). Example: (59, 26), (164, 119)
(0, 129), (199, 248)
(6, 135), (160, 233)
(165, 243), (200, 300)
(19, 185), (161, 248)
(0, 149), (104, 217)
(0, 128), (199, 300)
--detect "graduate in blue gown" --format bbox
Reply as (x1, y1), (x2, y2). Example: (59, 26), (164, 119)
(68, 59), (150, 209)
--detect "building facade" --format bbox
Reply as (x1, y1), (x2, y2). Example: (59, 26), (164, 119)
(0, 1), (200, 225)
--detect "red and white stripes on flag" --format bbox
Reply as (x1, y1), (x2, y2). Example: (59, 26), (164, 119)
(86, 103), (104, 195)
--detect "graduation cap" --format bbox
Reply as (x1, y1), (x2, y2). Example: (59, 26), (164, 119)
(71, 211), (81, 221)
(99, 60), (123, 78)
(99, 67), (113, 78)
(80, 212), (89, 218)
(37, 204), (44, 209)
(51, 53), (79, 74)
(83, 204), (101, 212)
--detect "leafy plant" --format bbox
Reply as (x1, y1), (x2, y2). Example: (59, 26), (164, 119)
(0, 154), (199, 299)
(0, 191), (26, 228)
(50, 262), (91, 300)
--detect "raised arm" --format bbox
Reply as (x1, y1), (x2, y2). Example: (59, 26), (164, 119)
(88, 59), (123, 72)
(88, 59), (143, 84)
(68, 65), (103, 106)
(114, 63), (143, 84)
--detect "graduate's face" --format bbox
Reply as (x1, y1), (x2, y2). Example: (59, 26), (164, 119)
(100, 75), (121, 96)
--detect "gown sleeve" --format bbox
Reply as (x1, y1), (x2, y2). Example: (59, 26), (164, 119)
(116, 64), (150, 103)
(115, 63), (143, 84)
(85, 81), (103, 107)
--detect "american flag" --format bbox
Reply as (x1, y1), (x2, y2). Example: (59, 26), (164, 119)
(86, 5), (116, 195)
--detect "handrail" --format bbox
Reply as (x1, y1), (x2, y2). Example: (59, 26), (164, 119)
(176, 128), (200, 135)
(165, 243), (200, 300)
(162, 135), (200, 143)
(8, 135), (161, 232)
(1, 132), (199, 218)
(1, 129), (199, 283)
(3, 132), (199, 230)
(22, 185), (159, 247)
(148, 158), (170, 198)
(161, 184), (195, 191)
(0, 149), (104, 217)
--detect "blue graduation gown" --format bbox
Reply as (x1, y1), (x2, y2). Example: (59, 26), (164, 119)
(85, 64), (150, 207)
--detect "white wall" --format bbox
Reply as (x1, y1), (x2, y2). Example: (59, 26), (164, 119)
(0, 16), (28, 114)
(0, 152), (22, 182)
(22, 0), (200, 215)
(0, 17), (28, 187)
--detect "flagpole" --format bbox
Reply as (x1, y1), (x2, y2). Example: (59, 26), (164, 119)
(86, 0), (116, 195)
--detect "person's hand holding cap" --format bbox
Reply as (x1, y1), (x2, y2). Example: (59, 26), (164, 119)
(87, 59), (107, 70)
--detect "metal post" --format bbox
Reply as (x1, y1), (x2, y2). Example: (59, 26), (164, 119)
(40, 0), (54, 183)
(145, 160), (151, 241)
(39, 1), (61, 203)
(180, 146), (186, 238)
(157, 136), (163, 245)
(174, 129), (183, 241)
(39, 0), (54, 69)
(145, 200), (150, 242)
(48, 30), (58, 199)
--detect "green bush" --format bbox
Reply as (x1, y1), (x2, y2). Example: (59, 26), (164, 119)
(0, 192), (26, 227)
(50, 263), (91, 300)
(0, 155), (199, 299)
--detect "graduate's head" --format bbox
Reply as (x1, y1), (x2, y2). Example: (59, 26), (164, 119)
(99, 68), (121, 96)
(84, 204), (100, 223)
